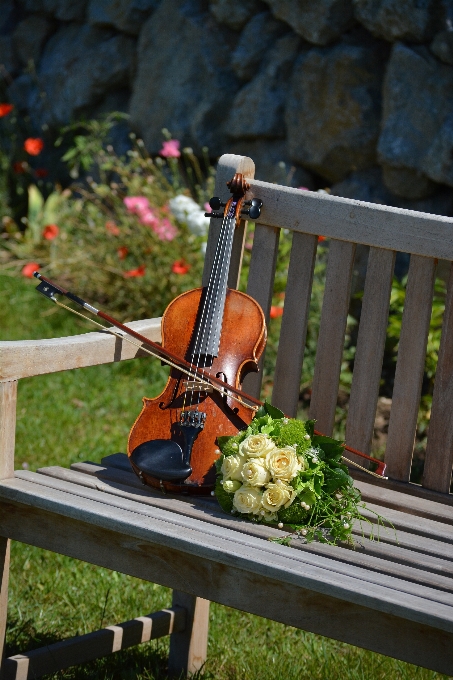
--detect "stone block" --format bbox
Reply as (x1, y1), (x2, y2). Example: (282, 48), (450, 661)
(331, 167), (453, 215)
(353, 0), (436, 42)
(378, 42), (453, 191)
(226, 32), (301, 139)
(88, 0), (159, 35)
(36, 24), (135, 126)
(431, 28), (453, 64)
(12, 15), (53, 66)
(262, 0), (355, 45)
(231, 11), (288, 81)
(17, 0), (88, 21)
(209, 0), (265, 31)
(285, 40), (385, 182)
(129, 0), (240, 155)
(0, 35), (18, 76)
(382, 165), (436, 199)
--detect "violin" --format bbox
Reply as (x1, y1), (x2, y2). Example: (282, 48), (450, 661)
(127, 173), (265, 494)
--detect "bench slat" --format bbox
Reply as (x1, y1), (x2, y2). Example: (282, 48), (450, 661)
(242, 223), (280, 398)
(1, 481), (453, 674)
(309, 239), (356, 434)
(385, 255), (436, 481)
(272, 232), (317, 416)
(346, 248), (395, 457)
(249, 178), (453, 260)
(0, 318), (162, 381)
(423, 262), (453, 493)
(4, 476), (453, 617)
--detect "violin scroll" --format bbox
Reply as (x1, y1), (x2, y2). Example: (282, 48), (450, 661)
(205, 173), (263, 221)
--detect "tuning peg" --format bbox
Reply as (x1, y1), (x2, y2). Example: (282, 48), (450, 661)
(208, 197), (226, 211)
(251, 198), (263, 208)
(241, 199), (262, 220)
(205, 211), (223, 218)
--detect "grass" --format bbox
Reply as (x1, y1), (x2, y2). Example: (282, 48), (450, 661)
(1, 273), (449, 680)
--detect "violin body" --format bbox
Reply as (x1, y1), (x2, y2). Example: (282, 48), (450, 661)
(127, 286), (266, 494)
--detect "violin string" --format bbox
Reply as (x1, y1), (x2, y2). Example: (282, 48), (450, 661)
(193, 204), (236, 412)
(50, 297), (259, 411)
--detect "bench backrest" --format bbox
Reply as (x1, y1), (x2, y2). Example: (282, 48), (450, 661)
(205, 155), (453, 498)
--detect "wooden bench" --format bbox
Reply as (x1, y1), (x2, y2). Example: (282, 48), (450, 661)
(1, 154), (453, 679)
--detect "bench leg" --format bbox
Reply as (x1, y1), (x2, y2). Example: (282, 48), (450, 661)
(0, 537), (10, 667)
(168, 591), (209, 677)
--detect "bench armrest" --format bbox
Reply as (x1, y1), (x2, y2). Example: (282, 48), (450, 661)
(0, 317), (162, 381)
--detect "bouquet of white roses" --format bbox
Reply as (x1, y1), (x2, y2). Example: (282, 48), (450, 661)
(215, 402), (388, 545)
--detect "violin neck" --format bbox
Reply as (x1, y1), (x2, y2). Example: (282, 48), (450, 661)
(193, 202), (237, 357)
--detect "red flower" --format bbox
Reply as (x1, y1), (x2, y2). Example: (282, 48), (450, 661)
(24, 138), (44, 156)
(172, 259), (190, 275)
(42, 224), (59, 240)
(106, 220), (120, 235)
(270, 306), (283, 319)
(13, 161), (27, 174)
(318, 235), (326, 242)
(0, 103), (13, 117)
(124, 264), (146, 278)
(117, 246), (128, 260)
(35, 168), (48, 178)
(22, 262), (40, 278)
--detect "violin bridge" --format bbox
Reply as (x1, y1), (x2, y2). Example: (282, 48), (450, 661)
(183, 380), (213, 393)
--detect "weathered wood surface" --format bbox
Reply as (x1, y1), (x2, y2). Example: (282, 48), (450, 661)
(26, 466), (453, 590)
(272, 232), (317, 417)
(0, 381), (15, 664)
(0, 477), (452, 674)
(423, 261), (453, 493)
(385, 255), (436, 482)
(0, 318), (162, 382)
(168, 591), (209, 677)
(247, 178), (453, 260)
(0, 537), (9, 666)
(309, 240), (356, 434)
(242, 223), (280, 399)
(3, 607), (184, 680)
(346, 248), (395, 458)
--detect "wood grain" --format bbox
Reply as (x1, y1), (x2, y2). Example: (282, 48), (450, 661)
(244, 177), (453, 260)
(423, 261), (453, 493)
(385, 256), (436, 481)
(168, 591), (209, 677)
(2, 607), (185, 680)
(0, 381), (16, 480)
(309, 240), (356, 434)
(346, 248), (395, 458)
(202, 154), (255, 287)
(242, 223), (280, 398)
(0, 318), (162, 382)
(272, 232), (317, 417)
(0, 482), (452, 674)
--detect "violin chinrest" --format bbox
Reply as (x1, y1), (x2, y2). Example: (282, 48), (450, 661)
(130, 440), (192, 482)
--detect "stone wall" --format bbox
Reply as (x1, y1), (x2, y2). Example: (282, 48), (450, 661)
(2, 0), (453, 213)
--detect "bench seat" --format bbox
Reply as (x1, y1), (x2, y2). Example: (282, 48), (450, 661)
(1, 452), (452, 677)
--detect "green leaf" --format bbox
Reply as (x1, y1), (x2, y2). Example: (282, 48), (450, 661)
(324, 468), (352, 494)
(304, 419), (315, 438)
(263, 401), (284, 419)
(217, 435), (234, 450)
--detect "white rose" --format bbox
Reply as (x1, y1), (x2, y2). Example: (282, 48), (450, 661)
(222, 479), (242, 493)
(266, 446), (301, 481)
(239, 434), (276, 458)
(261, 481), (296, 512)
(233, 486), (263, 514)
(221, 454), (246, 481)
(241, 460), (271, 487)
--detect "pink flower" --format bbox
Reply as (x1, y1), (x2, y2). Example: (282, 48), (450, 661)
(22, 262), (40, 277)
(160, 139), (181, 158)
(152, 218), (178, 241)
(204, 202), (212, 213)
(123, 196), (150, 214)
(124, 264), (146, 278)
(139, 209), (159, 227)
(298, 186), (310, 191)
